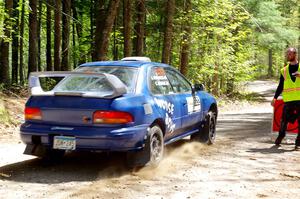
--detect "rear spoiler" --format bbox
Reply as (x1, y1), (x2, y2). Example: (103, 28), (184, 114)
(29, 71), (127, 99)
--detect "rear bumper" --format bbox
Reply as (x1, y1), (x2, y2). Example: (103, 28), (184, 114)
(20, 122), (149, 152)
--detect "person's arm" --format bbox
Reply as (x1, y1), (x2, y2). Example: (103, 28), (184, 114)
(292, 71), (300, 77)
(271, 75), (284, 106)
(274, 75), (284, 99)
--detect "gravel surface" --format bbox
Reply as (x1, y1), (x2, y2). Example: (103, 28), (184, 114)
(0, 80), (299, 199)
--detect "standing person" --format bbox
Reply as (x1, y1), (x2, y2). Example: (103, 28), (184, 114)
(271, 47), (300, 149)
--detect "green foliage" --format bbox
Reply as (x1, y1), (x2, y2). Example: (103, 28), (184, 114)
(1, 0), (300, 97)
(0, 1), (12, 42)
(0, 1), (4, 39)
(39, 77), (63, 91)
(174, 0), (256, 95)
(254, 1), (298, 49)
(0, 100), (12, 125)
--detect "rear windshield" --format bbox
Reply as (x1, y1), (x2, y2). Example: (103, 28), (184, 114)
(53, 75), (113, 95)
(75, 66), (138, 93)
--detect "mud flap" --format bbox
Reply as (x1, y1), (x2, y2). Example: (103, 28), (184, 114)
(126, 148), (150, 168)
(24, 144), (47, 157)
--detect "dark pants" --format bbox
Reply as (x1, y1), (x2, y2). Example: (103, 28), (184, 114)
(277, 101), (300, 146)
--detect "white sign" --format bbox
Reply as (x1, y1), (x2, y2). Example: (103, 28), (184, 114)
(186, 96), (201, 114)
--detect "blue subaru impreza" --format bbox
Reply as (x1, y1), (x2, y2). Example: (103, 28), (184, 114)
(20, 57), (217, 166)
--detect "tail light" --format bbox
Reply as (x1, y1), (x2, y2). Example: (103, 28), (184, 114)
(93, 111), (134, 124)
(25, 107), (42, 120)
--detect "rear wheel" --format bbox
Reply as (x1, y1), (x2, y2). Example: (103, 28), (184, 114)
(126, 125), (164, 168)
(149, 126), (164, 164)
(191, 111), (216, 144)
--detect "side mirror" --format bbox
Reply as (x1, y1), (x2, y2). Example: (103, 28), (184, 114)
(194, 83), (205, 92)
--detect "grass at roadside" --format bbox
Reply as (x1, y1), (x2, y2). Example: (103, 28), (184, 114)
(217, 91), (265, 108)
(0, 98), (13, 125)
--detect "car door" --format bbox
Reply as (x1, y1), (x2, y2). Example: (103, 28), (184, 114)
(149, 66), (182, 140)
(165, 68), (203, 133)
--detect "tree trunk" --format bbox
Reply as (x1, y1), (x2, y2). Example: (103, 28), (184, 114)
(113, 17), (118, 60)
(0, 0), (13, 84)
(134, 0), (145, 56)
(179, 0), (191, 76)
(90, 0), (96, 60)
(61, 0), (71, 71)
(123, 0), (132, 57)
(46, 0), (53, 71)
(19, 0), (25, 84)
(72, 19), (76, 68)
(157, 14), (163, 59)
(12, 0), (19, 84)
(226, 78), (234, 96)
(72, 0), (86, 64)
(212, 63), (219, 96)
(94, 0), (120, 61)
(54, 0), (61, 71)
(268, 49), (273, 77)
(162, 0), (175, 64)
(37, 0), (42, 71)
(28, 0), (38, 76)
(93, 0), (106, 61)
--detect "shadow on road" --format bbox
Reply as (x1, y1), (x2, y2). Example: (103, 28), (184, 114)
(217, 112), (272, 141)
(0, 140), (195, 185)
(247, 145), (295, 154)
(0, 151), (131, 184)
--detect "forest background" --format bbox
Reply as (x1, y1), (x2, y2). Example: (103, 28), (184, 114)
(0, 0), (299, 96)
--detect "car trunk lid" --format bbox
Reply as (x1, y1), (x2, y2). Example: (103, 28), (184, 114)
(26, 96), (113, 125)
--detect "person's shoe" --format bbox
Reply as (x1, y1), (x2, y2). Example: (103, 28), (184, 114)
(275, 136), (284, 146)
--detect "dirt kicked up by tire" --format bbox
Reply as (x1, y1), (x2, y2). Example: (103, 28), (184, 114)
(0, 80), (300, 199)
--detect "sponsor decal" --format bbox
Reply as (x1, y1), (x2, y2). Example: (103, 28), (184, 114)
(151, 75), (170, 86)
(194, 96), (201, 112)
(152, 68), (170, 86)
(154, 98), (175, 133)
(165, 113), (175, 134)
(154, 98), (174, 115)
(154, 68), (166, 76)
(186, 96), (201, 114)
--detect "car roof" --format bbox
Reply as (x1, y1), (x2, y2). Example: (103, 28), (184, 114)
(79, 61), (170, 68)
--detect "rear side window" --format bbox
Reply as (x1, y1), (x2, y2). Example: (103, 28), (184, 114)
(165, 69), (192, 93)
(149, 67), (173, 95)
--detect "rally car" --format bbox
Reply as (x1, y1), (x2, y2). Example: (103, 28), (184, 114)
(20, 57), (218, 167)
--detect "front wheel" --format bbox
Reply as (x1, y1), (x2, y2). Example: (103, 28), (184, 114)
(191, 111), (216, 145)
(126, 125), (164, 167)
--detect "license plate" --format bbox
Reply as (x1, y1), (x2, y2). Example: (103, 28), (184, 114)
(53, 136), (76, 150)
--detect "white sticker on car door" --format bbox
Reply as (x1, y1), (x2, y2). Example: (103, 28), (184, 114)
(186, 96), (201, 114)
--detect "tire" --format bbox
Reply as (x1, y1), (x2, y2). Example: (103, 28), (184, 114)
(191, 111), (216, 145)
(126, 125), (164, 168)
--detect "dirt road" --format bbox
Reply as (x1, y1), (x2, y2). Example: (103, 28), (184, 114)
(0, 80), (299, 199)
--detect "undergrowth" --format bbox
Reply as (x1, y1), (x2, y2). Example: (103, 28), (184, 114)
(0, 100), (12, 125)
